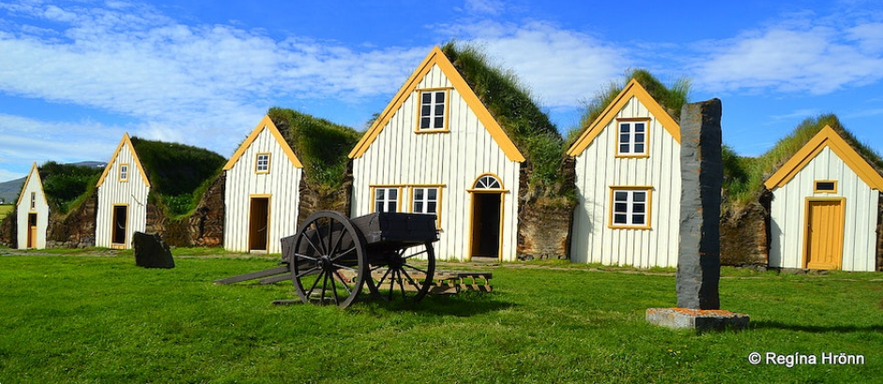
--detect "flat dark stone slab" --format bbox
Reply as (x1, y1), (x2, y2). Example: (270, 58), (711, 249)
(646, 308), (749, 332)
(133, 232), (175, 269)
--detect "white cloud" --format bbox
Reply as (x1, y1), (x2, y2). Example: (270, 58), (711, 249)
(0, 114), (126, 168)
(693, 19), (883, 95)
(464, 0), (505, 15)
(443, 20), (628, 109)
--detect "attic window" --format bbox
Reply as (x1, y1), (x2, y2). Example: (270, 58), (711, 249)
(255, 153), (270, 174)
(616, 119), (650, 157)
(417, 89), (450, 132)
(30, 192), (36, 210)
(119, 164), (129, 182)
(814, 180), (837, 193)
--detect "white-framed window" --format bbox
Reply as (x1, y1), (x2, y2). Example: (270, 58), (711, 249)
(610, 187), (651, 228)
(418, 89), (449, 131)
(30, 192), (36, 210)
(255, 153), (270, 174)
(412, 187), (438, 215)
(373, 187), (399, 213)
(119, 164), (129, 182)
(474, 175), (502, 190)
(617, 120), (648, 156)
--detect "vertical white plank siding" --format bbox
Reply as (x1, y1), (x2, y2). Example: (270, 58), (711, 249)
(96, 141), (149, 249)
(769, 147), (877, 271)
(570, 96), (681, 268)
(16, 165), (50, 249)
(351, 64), (521, 261)
(224, 127), (303, 254)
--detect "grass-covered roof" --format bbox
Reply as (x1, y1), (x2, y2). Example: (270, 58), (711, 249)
(440, 42), (566, 195)
(38, 162), (103, 215)
(722, 114), (883, 207)
(566, 69), (690, 147)
(130, 137), (226, 217)
(267, 107), (362, 189)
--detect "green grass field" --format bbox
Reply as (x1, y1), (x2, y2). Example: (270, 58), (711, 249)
(0, 204), (13, 219)
(0, 254), (880, 383)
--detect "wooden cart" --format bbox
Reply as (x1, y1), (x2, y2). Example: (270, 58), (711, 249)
(217, 210), (440, 308)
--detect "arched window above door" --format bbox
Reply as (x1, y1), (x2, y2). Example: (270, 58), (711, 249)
(473, 174), (503, 190)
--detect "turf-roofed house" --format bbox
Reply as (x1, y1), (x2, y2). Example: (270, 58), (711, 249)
(763, 122), (883, 272)
(566, 74), (688, 268)
(349, 44), (570, 262)
(223, 109), (361, 254)
(15, 163), (50, 249)
(95, 134), (225, 249)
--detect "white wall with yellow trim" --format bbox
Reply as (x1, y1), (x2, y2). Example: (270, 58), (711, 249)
(350, 64), (521, 261)
(15, 163), (50, 249)
(570, 96), (681, 268)
(768, 146), (878, 271)
(96, 140), (149, 249)
(224, 125), (302, 253)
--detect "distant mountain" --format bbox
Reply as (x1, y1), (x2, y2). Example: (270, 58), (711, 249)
(0, 161), (106, 204)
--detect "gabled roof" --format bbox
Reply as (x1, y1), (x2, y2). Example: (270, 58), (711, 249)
(15, 162), (49, 207)
(224, 114), (303, 171)
(96, 133), (150, 188)
(348, 46), (525, 162)
(566, 79), (680, 157)
(764, 125), (883, 190)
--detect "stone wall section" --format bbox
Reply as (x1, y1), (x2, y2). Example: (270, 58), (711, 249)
(516, 157), (576, 261)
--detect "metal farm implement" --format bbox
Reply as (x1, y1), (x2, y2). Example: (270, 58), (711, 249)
(216, 211), (491, 308)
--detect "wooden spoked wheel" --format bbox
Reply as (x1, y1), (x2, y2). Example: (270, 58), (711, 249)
(367, 241), (436, 303)
(290, 211), (367, 308)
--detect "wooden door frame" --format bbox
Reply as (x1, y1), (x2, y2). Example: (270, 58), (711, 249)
(248, 194), (271, 252)
(801, 197), (846, 270)
(466, 171), (508, 262)
(111, 204), (129, 249)
(27, 212), (37, 249)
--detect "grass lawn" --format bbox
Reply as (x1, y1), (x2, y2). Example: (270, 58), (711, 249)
(0, 204), (12, 219)
(0, 253), (881, 383)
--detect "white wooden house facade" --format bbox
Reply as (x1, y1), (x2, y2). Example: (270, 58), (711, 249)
(567, 80), (682, 268)
(348, 47), (525, 261)
(15, 162), (50, 249)
(224, 115), (304, 254)
(765, 126), (883, 271)
(95, 133), (150, 249)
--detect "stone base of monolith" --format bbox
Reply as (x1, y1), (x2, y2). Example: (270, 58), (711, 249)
(646, 308), (749, 332)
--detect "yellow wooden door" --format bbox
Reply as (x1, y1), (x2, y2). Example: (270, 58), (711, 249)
(27, 213), (37, 248)
(804, 200), (844, 270)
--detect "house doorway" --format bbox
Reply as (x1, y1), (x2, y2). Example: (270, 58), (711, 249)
(803, 199), (844, 270)
(469, 174), (505, 260)
(27, 213), (37, 249)
(249, 197), (270, 252)
(111, 205), (128, 248)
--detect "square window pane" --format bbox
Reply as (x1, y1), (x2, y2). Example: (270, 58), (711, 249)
(620, 134), (630, 143)
(633, 204), (645, 214)
(634, 144), (644, 153)
(389, 202), (396, 212)
(633, 215), (645, 224)
(435, 92), (445, 102)
(427, 202), (437, 213)
(422, 105), (431, 116)
(615, 191), (628, 201)
(615, 203), (628, 212)
(614, 214), (627, 224)
(376, 202), (383, 212)
(620, 124), (629, 133)
(389, 189), (397, 199)
(620, 144), (629, 153)
(376, 189), (385, 200)
(415, 202), (423, 213)
(422, 93), (431, 103)
(633, 192), (646, 202)
(635, 123), (645, 132)
(435, 104), (445, 115)
(434, 117), (444, 129)
(414, 188), (424, 200)
(635, 133), (645, 142)
(421, 118), (430, 129)
(428, 188), (437, 199)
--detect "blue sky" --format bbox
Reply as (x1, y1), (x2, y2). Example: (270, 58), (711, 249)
(1, 0), (882, 182)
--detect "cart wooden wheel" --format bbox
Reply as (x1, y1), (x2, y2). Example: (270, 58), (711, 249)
(290, 211), (367, 308)
(367, 241), (436, 303)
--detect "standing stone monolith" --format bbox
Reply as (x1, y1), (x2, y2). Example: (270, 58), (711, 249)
(676, 99), (722, 310)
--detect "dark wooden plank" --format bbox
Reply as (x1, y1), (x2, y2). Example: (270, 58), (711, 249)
(214, 265), (290, 285)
